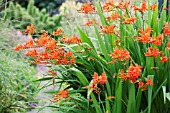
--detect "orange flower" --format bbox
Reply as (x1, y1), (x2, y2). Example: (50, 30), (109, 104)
(105, 96), (115, 100)
(127, 64), (142, 83)
(102, 24), (116, 34)
(145, 47), (161, 58)
(138, 80), (144, 88)
(14, 44), (23, 51)
(141, 1), (147, 12)
(45, 39), (56, 50)
(120, 64), (142, 83)
(60, 56), (68, 65)
(50, 51), (60, 60)
(133, 1), (147, 13)
(136, 34), (150, 43)
(92, 72), (99, 87)
(99, 72), (107, 84)
(78, 2), (96, 14)
(82, 18), (97, 26)
(38, 51), (50, 60)
(150, 34), (164, 46)
(146, 76), (153, 86)
(122, 16), (137, 24)
(25, 49), (38, 57)
(120, 70), (127, 81)
(70, 34), (82, 44)
(51, 89), (69, 102)
(111, 47), (130, 61)
(115, 1), (130, 9)
(60, 89), (69, 98)
(25, 24), (36, 35)
(163, 22), (170, 36)
(106, 11), (120, 21)
(150, 4), (157, 10)
(53, 28), (63, 36)
(160, 54), (169, 63)
(163, 8), (168, 10)
(48, 70), (56, 75)
(36, 33), (51, 46)
(138, 80), (148, 91)
(133, 4), (140, 12)
(136, 26), (153, 43)
(70, 56), (76, 64)
(145, 26), (152, 34)
(102, 1), (114, 12)
(167, 41), (170, 51)
(82, 72), (106, 95)
(66, 50), (73, 57)
(23, 40), (34, 48)
(60, 34), (82, 44)
(50, 94), (59, 102)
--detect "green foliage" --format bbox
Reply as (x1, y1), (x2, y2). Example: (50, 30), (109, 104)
(4, 0), (61, 33)
(13, 0), (64, 15)
(48, 1), (169, 113)
(0, 20), (38, 113)
(13, 0), (170, 113)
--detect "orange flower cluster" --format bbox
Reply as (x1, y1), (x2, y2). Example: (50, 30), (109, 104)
(14, 32), (53, 51)
(77, 2), (96, 14)
(82, 72), (107, 94)
(150, 4), (157, 10)
(136, 27), (164, 46)
(163, 22), (170, 36)
(14, 26), (77, 65)
(122, 16), (137, 24)
(160, 54), (169, 63)
(115, 1), (130, 10)
(53, 28), (63, 36)
(60, 34), (82, 44)
(26, 49), (38, 57)
(145, 47), (161, 58)
(14, 44), (23, 51)
(102, 1), (114, 12)
(82, 18), (97, 26)
(110, 47), (130, 62)
(14, 28), (62, 51)
(136, 27), (152, 43)
(102, 1), (130, 12)
(106, 11), (120, 21)
(149, 34), (164, 46)
(51, 89), (69, 102)
(25, 24), (36, 35)
(138, 76), (153, 91)
(102, 24), (116, 34)
(120, 64), (142, 83)
(33, 49), (76, 65)
(133, 1), (147, 13)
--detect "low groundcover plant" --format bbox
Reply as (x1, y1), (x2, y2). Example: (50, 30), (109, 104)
(14, 0), (169, 113)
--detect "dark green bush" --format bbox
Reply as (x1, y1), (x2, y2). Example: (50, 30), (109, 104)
(12, 0), (65, 15)
(4, 0), (61, 33)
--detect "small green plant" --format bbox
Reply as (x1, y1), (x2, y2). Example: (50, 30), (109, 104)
(4, 0), (61, 33)
(0, 20), (38, 113)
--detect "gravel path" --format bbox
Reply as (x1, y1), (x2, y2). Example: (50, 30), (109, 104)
(27, 64), (57, 113)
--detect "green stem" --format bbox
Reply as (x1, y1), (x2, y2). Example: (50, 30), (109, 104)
(3, 0), (7, 19)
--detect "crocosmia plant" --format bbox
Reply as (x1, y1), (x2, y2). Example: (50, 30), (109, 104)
(14, 0), (170, 113)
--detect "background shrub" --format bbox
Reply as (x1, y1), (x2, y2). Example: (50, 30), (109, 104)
(3, 0), (61, 33)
